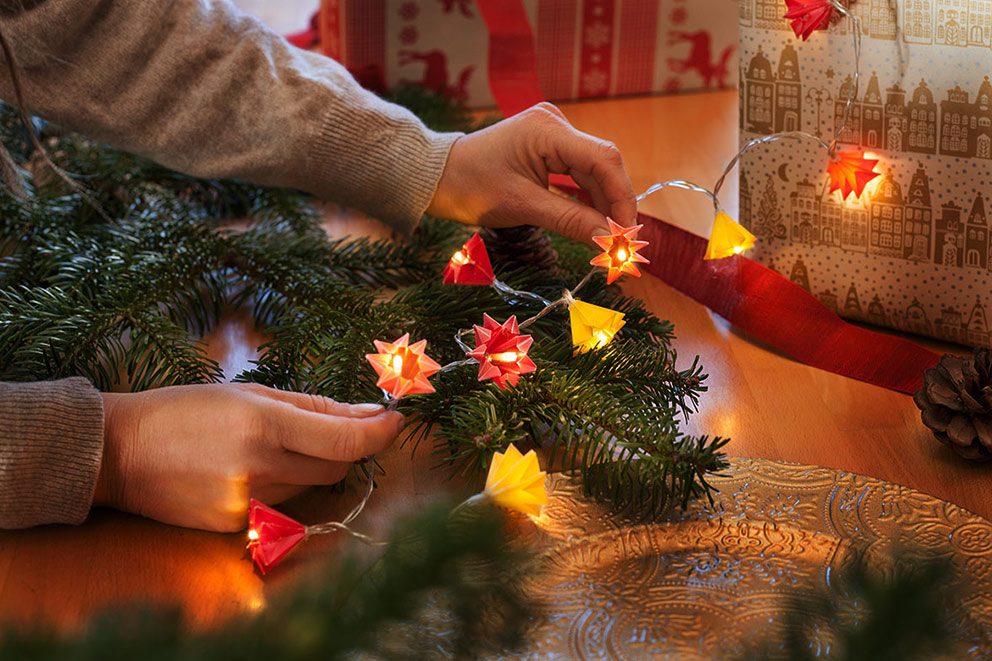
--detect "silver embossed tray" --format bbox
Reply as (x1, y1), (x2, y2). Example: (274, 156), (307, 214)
(509, 457), (992, 659)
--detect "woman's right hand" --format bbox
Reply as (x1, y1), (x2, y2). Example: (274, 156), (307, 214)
(96, 383), (403, 532)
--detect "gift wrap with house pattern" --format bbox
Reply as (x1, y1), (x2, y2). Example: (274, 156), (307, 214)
(739, 0), (992, 347)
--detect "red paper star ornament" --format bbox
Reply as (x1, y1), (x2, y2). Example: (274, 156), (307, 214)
(826, 151), (881, 199)
(467, 314), (536, 389)
(443, 233), (495, 286)
(589, 218), (650, 285)
(365, 333), (442, 399)
(784, 0), (834, 41)
(247, 499), (307, 575)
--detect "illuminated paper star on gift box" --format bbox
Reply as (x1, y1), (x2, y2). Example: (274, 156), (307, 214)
(484, 443), (547, 517)
(467, 314), (536, 389)
(365, 333), (442, 398)
(826, 150), (881, 200)
(704, 211), (757, 260)
(442, 232), (495, 286)
(569, 299), (626, 353)
(247, 499), (307, 575)
(590, 218), (650, 284)
(784, 0), (834, 41)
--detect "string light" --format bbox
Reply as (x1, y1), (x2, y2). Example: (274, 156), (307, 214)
(253, 0), (886, 576)
(482, 444), (548, 517)
(365, 333), (442, 398)
(784, 0), (834, 40)
(590, 218), (650, 284)
(247, 499), (308, 575)
(247, 463), (384, 574)
(467, 314), (536, 389)
(569, 300), (626, 353)
(443, 232), (495, 286)
(704, 212), (758, 261)
(826, 150), (882, 199)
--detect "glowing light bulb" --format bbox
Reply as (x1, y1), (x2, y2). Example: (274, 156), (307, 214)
(391, 353), (404, 373)
(451, 249), (469, 265)
(733, 245), (744, 255)
(590, 219), (649, 284)
(247, 528), (260, 542)
(490, 351), (519, 363)
(593, 329), (611, 347)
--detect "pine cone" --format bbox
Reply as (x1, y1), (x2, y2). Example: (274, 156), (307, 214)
(914, 348), (992, 462)
(480, 225), (561, 278)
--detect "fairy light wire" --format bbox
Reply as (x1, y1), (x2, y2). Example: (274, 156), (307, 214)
(638, 1), (877, 215)
(305, 459), (386, 546)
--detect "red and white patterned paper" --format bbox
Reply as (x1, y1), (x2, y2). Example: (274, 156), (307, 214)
(319, 0), (739, 107)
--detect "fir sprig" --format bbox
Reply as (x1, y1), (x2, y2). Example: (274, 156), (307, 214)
(0, 91), (728, 515)
(0, 504), (540, 660)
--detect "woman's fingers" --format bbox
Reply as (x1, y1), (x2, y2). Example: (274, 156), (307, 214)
(271, 404), (404, 461)
(271, 452), (351, 486)
(531, 187), (615, 244)
(537, 112), (637, 226)
(242, 383), (385, 418)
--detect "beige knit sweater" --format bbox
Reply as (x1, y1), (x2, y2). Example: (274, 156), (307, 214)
(0, 0), (461, 528)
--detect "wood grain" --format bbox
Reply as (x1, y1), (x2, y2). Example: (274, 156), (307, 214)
(0, 91), (985, 634)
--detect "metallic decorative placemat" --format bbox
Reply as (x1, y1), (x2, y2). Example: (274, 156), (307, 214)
(513, 457), (992, 659)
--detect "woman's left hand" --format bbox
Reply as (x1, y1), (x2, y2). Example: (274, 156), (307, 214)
(427, 102), (637, 244)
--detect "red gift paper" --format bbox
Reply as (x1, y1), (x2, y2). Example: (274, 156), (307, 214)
(443, 232), (496, 286)
(468, 314), (537, 389)
(247, 499), (308, 575)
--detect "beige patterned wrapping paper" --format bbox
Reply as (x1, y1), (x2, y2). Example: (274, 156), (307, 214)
(739, 0), (992, 347)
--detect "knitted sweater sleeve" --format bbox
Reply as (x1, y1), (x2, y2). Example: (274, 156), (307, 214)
(0, 0), (462, 232)
(0, 378), (104, 528)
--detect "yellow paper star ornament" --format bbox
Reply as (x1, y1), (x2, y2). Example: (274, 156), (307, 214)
(484, 444), (547, 517)
(703, 211), (757, 260)
(569, 299), (626, 353)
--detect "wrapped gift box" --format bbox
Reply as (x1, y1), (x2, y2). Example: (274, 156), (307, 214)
(738, 0), (992, 347)
(319, 0), (739, 107)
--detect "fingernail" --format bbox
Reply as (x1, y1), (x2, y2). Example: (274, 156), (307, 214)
(352, 403), (384, 414)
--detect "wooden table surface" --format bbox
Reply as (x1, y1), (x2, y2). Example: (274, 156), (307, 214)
(0, 90), (986, 634)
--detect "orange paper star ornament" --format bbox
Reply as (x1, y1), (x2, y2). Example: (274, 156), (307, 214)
(365, 333), (441, 399)
(590, 218), (650, 284)
(826, 151), (881, 199)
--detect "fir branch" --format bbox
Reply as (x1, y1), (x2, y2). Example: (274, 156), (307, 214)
(0, 504), (539, 661)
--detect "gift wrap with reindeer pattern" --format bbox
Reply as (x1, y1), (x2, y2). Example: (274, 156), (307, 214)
(739, 0), (992, 347)
(317, 0), (739, 107)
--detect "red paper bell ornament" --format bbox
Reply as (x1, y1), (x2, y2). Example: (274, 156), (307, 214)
(443, 233), (496, 286)
(247, 499), (308, 575)
(467, 314), (536, 389)
(590, 218), (650, 285)
(784, 0), (834, 41)
(826, 150), (881, 199)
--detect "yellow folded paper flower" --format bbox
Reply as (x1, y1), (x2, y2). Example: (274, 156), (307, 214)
(569, 299), (626, 354)
(484, 444), (547, 517)
(703, 211), (757, 260)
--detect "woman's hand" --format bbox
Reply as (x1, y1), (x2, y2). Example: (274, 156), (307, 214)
(95, 383), (403, 532)
(427, 102), (637, 244)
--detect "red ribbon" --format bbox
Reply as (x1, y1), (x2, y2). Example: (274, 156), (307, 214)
(551, 180), (940, 394)
(474, 0), (941, 394)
